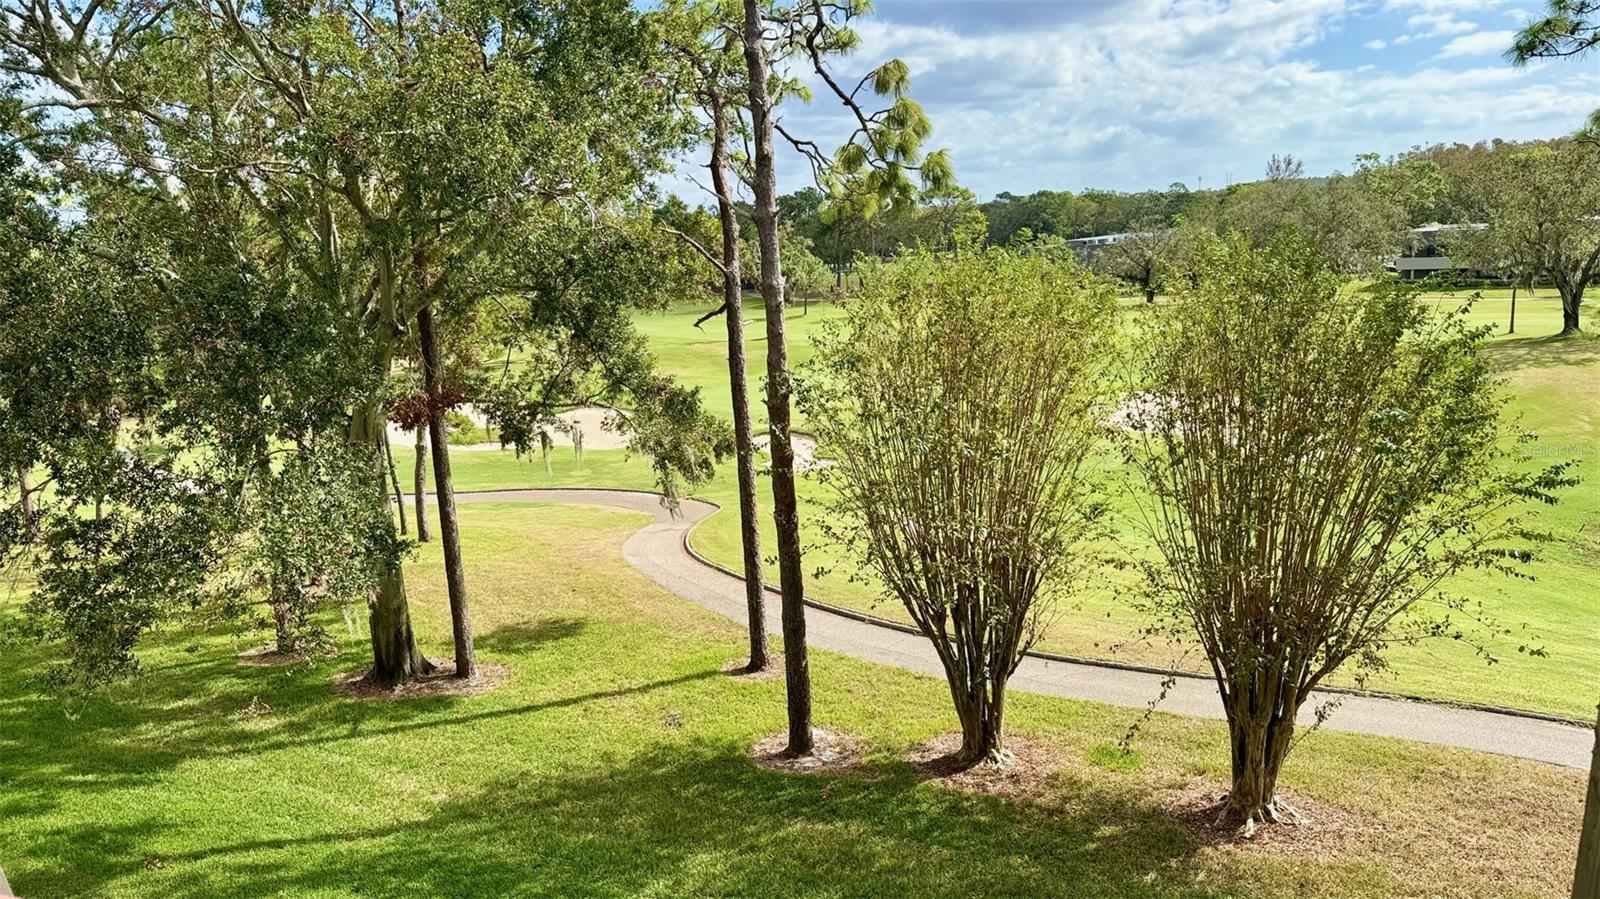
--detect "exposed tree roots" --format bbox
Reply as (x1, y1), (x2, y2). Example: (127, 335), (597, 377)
(722, 652), (784, 681)
(334, 660), (508, 700)
(1222, 796), (1306, 839)
(1160, 778), (1379, 856)
(909, 733), (1058, 798)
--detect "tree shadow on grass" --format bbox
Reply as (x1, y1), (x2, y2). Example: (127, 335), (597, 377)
(0, 608), (721, 833)
(475, 617), (588, 653)
(0, 656), (723, 789)
(95, 742), (1225, 899)
(229, 667), (724, 758)
(1486, 332), (1600, 371)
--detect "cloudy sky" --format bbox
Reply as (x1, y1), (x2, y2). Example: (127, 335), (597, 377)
(664, 0), (1599, 202)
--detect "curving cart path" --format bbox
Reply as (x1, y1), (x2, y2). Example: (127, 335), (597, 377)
(454, 488), (1594, 769)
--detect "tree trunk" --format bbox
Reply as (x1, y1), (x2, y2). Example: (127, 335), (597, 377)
(1221, 679), (1301, 834)
(413, 426), (431, 542)
(368, 562), (430, 685)
(1510, 282), (1518, 335)
(744, 0), (812, 755)
(1561, 286), (1583, 336)
(352, 399), (432, 686)
(708, 88), (769, 674)
(417, 303), (477, 680)
(1144, 287), (1156, 304)
(952, 676), (1009, 767)
(1574, 705), (1600, 898)
(383, 429), (407, 536)
(270, 596), (299, 655)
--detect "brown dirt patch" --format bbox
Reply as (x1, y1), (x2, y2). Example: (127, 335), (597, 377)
(722, 652), (785, 681)
(908, 732), (1062, 798)
(333, 660), (511, 700)
(750, 728), (864, 774)
(1161, 777), (1387, 858)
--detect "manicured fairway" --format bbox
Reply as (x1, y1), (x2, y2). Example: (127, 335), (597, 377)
(0, 503), (1583, 897)
(626, 294), (839, 427)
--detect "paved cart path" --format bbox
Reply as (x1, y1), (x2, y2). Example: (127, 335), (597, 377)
(453, 488), (1593, 769)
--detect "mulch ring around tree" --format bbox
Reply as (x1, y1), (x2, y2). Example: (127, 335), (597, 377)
(721, 652), (786, 682)
(333, 660), (511, 701)
(750, 728), (865, 774)
(1161, 777), (1387, 857)
(907, 732), (1063, 799)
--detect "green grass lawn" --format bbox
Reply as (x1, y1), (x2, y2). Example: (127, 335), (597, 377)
(439, 289), (1600, 719)
(629, 295), (841, 428)
(0, 502), (1582, 897)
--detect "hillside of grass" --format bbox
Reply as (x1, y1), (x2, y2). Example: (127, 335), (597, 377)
(0, 502), (1582, 898)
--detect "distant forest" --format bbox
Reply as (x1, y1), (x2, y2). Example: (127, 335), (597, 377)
(740, 139), (1534, 278)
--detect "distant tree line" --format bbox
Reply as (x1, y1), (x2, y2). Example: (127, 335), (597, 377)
(741, 138), (1593, 271)
(707, 138), (1598, 330)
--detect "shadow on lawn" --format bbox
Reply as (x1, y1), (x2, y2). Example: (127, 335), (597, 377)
(476, 617), (588, 653)
(0, 611), (715, 820)
(125, 743), (1219, 899)
(1, 605), (1223, 898)
(1487, 332), (1600, 371)
(0, 654), (724, 783)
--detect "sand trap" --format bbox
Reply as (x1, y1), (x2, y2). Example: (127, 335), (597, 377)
(1105, 392), (1165, 432)
(389, 406), (832, 467)
(548, 406), (630, 450)
(754, 432), (831, 471)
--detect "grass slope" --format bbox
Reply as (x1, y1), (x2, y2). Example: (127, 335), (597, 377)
(0, 503), (1582, 897)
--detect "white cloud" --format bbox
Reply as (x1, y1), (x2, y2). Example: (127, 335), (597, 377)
(1365, 38), (1388, 49)
(1384, 0), (1494, 43)
(678, 0), (1597, 201)
(1436, 30), (1517, 58)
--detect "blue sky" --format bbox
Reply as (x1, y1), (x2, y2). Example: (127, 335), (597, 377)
(663, 0), (1599, 202)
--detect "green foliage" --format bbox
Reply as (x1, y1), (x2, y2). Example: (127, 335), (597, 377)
(475, 215), (727, 500)
(1124, 230), (1575, 823)
(803, 246), (1114, 758)
(1446, 140), (1600, 330)
(982, 184), (1194, 246)
(1355, 151), (1452, 226)
(1509, 0), (1600, 140)
(1128, 230), (1574, 697)
(24, 460), (229, 697)
(624, 380), (732, 507)
(1510, 0), (1600, 61)
(0, 169), (158, 497)
(1088, 223), (1182, 300)
(738, 224), (831, 295)
(806, 246), (1114, 614)
(754, 0), (954, 222)
(1193, 169), (1408, 274)
(2, 0), (715, 686)
(247, 442), (403, 653)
